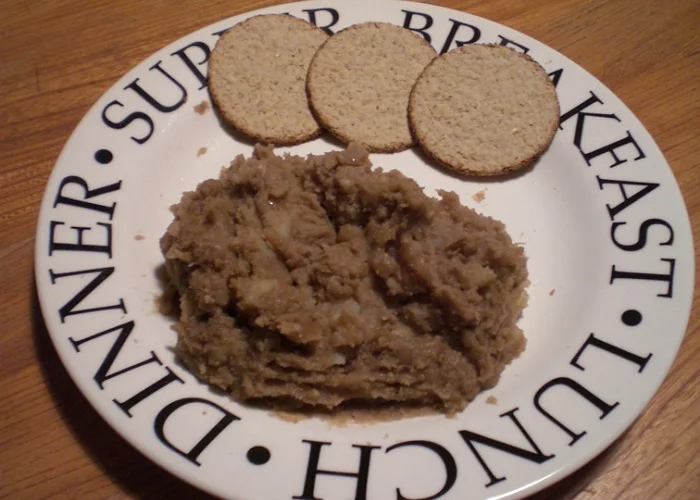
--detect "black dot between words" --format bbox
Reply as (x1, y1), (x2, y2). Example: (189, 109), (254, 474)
(621, 309), (642, 326)
(247, 446), (270, 465)
(95, 149), (113, 164)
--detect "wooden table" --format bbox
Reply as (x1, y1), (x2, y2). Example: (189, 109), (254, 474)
(1, 0), (698, 498)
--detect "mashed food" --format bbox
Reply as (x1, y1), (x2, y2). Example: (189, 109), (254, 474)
(160, 144), (528, 415)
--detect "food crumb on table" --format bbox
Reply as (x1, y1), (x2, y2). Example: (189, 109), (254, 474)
(197, 146), (208, 157)
(486, 395), (498, 405)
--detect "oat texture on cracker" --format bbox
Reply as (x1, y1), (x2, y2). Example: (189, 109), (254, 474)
(208, 14), (328, 145)
(409, 44), (560, 176)
(307, 22), (436, 153)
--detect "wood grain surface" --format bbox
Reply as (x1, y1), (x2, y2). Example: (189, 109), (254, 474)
(1, 0), (698, 498)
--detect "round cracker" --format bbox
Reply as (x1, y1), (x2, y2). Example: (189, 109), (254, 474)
(208, 14), (328, 145)
(409, 44), (560, 176)
(307, 22), (436, 153)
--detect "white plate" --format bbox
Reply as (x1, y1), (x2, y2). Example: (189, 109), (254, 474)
(35, 1), (694, 499)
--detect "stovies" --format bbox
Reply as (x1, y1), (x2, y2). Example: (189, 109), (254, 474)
(160, 144), (528, 415)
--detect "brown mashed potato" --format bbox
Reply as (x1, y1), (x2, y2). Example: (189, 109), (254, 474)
(160, 144), (528, 415)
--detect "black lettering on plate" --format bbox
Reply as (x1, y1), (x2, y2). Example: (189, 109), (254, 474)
(212, 27), (230, 38)
(559, 92), (623, 162)
(440, 19), (481, 54)
(611, 218), (674, 251)
(102, 100), (155, 145)
(115, 367), (184, 416)
(69, 320), (160, 390)
(458, 408), (554, 488)
(154, 397), (240, 466)
(386, 441), (457, 500)
(548, 68), (564, 88)
(596, 176), (660, 221)
(402, 9), (434, 42)
(610, 258), (675, 298)
(303, 8), (340, 35)
(53, 175), (121, 220)
(49, 221), (112, 257)
(571, 333), (652, 373)
(583, 130), (646, 168)
(497, 35), (529, 53)
(534, 377), (619, 446)
(559, 91), (609, 131)
(294, 441), (379, 500)
(171, 42), (211, 90)
(559, 92), (646, 168)
(126, 61), (188, 113)
(49, 267), (126, 322)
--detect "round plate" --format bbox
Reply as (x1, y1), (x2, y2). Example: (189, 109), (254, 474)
(35, 1), (694, 499)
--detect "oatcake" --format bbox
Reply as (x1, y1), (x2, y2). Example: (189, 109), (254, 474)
(306, 22), (436, 152)
(409, 44), (559, 176)
(208, 14), (328, 145)
(160, 144), (528, 415)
